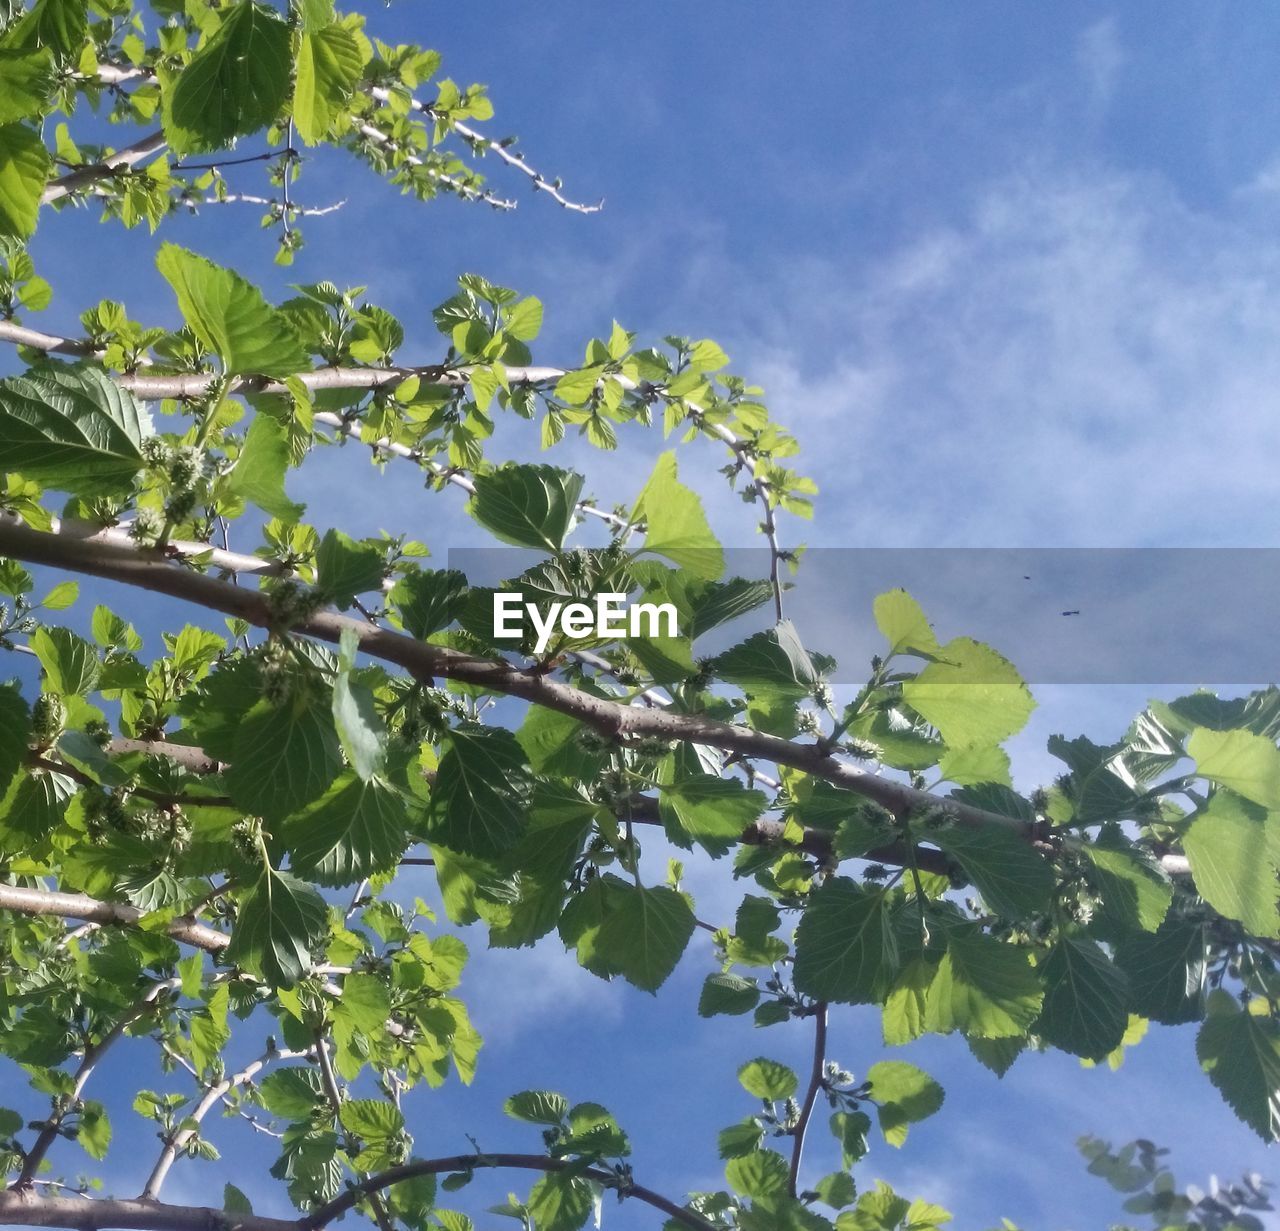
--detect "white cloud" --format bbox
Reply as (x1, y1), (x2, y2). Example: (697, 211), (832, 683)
(1077, 17), (1126, 111)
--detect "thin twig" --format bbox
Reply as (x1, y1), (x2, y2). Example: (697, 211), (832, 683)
(140, 1045), (309, 1199)
(787, 1003), (828, 1197)
(14, 979), (180, 1187)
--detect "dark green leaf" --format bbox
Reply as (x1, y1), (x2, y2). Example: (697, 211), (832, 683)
(165, 1), (292, 153)
(1034, 937), (1130, 1060)
(470, 464), (584, 552)
(426, 727), (534, 859)
(226, 867), (329, 987)
(1197, 991), (1280, 1142)
(0, 362), (150, 495)
(792, 879), (898, 1004)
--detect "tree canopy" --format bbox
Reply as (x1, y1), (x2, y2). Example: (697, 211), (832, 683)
(0, 4), (1275, 1231)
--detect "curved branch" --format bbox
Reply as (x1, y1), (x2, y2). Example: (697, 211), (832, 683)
(0, 513), (1028, 837)
(303, 1153), (715, 1231)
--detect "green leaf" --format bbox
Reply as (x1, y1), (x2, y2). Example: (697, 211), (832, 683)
(1197, 992), (1280, 1142)
(923, 932), (1042, 1039)
(1033, 938), (1130, 1060)
(966, 1035), (1024, 1077)
(41, 580), (77, 611)
(226, 867), (329, 987)
(726, 1150), (789, 1199)
(258, 1067), (325, 1119)
(1182, 790), (1280, 937)
(660, 775), (766, 855)
(1081, 834), (1173, 935)
(881, 958), (936, 1046)
(77, 1100), (110, 1160)
(503, 1090), (568, 1126)
(331, 664), (384, 787)
(901, 638), (1035, 747)
(737, 1058), (798, 1101)
(0, 685), (28, 797)
(0, 50), (51, 123)
(340, 1098), (404, 1144)
(1114, 917), (1207, 1025)
(2, 0), (86, 61)
(792, 879), (899, 1004)
(0, 362), (150, 496)
(698, 973), (760, 1017)
(286, 773), (408, 886)
(31, 626), (99, 695)
(165, 1), (292, 153)
(157, 243), (308, 377)
(223, 1185), (253, 1217)
(227, 691), (342, 821)
(228, 412), (304, 521)
(713, 620), (817, 702)
(719, 1119), (765, 1159)
(316, 530), (384, 608)
(634, 450), (723, 579)
(815, 1172), (857, 1211)
(0, 121), (48, 238)
(590, 882), (695, 992)
(925, 822), (1053, 921)
(292, 23), (363, 145)
(1188, 726), (1280, 809)
(526, 1174), (594, 1231)
(873, 589), (942, 660)
(866, 1061), (944, 1147)
(391, 569), (467, 639)
(470, 464), (584, 552)
(426, 727), (534, 858)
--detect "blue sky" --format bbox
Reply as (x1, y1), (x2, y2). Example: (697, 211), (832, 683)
(13, 3), (1280, 1228)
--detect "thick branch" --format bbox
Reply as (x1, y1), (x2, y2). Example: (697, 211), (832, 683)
(0, 513), (1028, 838)
(0, 1190), (298, 1231)
(0, 884), (228, 953)
(304, 1154), (714, 1231)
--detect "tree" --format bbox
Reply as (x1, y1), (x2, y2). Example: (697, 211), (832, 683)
(0, 3), (1274, 1231)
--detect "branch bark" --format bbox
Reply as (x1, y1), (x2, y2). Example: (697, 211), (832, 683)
(0, 513), (1030, 838)
(787, 1003), (827, 1198)
(43, 132), (168, 204)
(0, 1190), (299, 1231)
(0, 885), (228, 953)
(303, 1153), (716, 1231)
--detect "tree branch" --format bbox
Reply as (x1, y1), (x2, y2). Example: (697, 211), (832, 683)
(0, 884), (228, 953)
(43, 132), (168, 204)
(787, 1003), (827, 1198)
(368, 87), (603, 214)
(0, 513), (1026, 836)
(13, 979), (180, 1188)
(0, 1190), (299, 1231)
(303, 1153), (715, 1231)
(0, 513), (1196, 877)
(141, 1046), (310, 1200)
